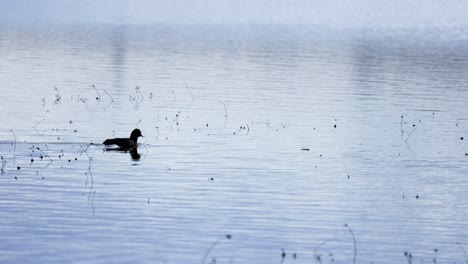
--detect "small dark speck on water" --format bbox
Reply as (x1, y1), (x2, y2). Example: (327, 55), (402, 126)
(31, 159), (34, 163)
(461, 137), (464, 140)
(14, 176), (17, 180)
(334, 124), (337, 128)
(210, 178), (214, 181)
(17, 166), (20, 170)
(416, 195), (420, 199)
(301, 148), (310, 151)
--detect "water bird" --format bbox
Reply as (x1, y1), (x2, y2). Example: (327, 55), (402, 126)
(103, 129), (143, 149)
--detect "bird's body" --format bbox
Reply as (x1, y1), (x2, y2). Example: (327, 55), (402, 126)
(103, 138), (137, 148)
(103, 129), (143, 149)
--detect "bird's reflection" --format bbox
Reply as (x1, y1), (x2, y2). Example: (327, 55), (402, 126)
(129, 148), (141, 161)
(104, 147), (141, 161)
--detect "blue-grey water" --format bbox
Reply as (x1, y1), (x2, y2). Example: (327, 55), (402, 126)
(1, 24), (468, 263)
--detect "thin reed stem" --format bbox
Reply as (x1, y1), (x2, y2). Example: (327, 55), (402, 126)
(91, 85), (101, 101)
(103, 89), (114, 102)
(185, 82), (195, 101)
(201, 234), (232, 264)
(457, 242), (468, 264)
(11, 130), (16, 165)
(344, 224), (357, 264)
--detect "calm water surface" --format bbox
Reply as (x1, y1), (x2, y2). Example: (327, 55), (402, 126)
(1, 24), (468, 263)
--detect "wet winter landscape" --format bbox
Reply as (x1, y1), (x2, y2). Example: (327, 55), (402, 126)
(1, 21), (468, 263)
